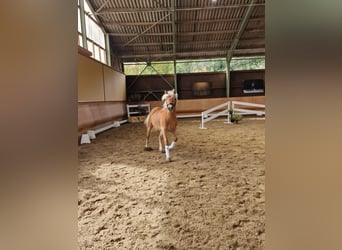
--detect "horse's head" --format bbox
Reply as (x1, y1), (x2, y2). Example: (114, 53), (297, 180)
(162, 89), (177, 112)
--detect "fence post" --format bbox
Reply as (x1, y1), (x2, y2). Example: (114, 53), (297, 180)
(228, 101), (232, 124)
(200, 112), (205, 129)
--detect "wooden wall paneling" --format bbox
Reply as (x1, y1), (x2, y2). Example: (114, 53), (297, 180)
(103, 66), (126, 101)
(78, 53), (127, 133)
(103, 102), (127, 121)
(78, 54), (105, 102)
(78, 101), (127, 134)
(78, 103), (95, 132)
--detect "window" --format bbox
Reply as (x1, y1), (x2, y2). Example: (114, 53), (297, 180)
(78, 9), (81, 33)
(85, 15), (105, 48)
(176, 59), (226, 73)
(124, 59), (228, 75)
(94, 44), (100, 61)
(230, 56), (265, 71)
(124, 61), (174, 75)
(78, 0), (108, 65)
(78, 34), (83, 47)
(100, 49), (106, 64)
(123, 56), (265, 75)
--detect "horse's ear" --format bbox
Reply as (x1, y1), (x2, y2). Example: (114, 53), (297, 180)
(172, 89), (177, 99)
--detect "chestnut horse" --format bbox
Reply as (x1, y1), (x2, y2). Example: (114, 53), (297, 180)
(144, 89), (178, 161)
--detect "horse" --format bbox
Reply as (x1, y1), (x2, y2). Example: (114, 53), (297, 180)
(144, 89), (178, 161)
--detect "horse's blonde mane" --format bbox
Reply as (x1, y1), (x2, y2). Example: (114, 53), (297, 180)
(161, 93), (169, 102)
(161, 89), (178, 109)
(161, 89), (178, 101)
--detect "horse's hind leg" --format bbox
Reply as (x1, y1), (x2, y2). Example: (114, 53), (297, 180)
(144, 125), (153, 151)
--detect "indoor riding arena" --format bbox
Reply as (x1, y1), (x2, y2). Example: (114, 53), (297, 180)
(78, 0), (265, 249)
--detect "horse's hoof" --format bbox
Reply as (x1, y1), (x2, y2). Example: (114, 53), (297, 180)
(166, 158), (171, 162)
(144, 147), (152, 151)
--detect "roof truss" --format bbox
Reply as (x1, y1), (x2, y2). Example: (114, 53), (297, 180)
(84, 0), (265, 62)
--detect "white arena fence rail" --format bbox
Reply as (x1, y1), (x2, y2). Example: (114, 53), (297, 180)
(81, 104), (151, 144)
(200, 101), (231, 129)
(81, 101), (266, 143)
(200, 100), (265, 129)
(231, 101), (265, 116)
(80, 120), (127, 144)
(126, 104), (150, 119)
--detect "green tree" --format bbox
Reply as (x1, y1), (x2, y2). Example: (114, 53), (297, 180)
(123, 56), (265, 75)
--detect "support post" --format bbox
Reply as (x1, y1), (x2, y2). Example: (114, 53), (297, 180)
(173, 60), (178, 93)
(225, 57), (231, 98)
(172, 0), (178, 93)
(79, 0), (88, 50)
(105, 33), (111, 66)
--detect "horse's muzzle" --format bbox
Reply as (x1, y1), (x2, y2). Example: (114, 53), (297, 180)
(167, 103), (174, 112)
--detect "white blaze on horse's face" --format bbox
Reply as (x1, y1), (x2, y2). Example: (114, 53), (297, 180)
(167, 102), (174, 112)
(162, 89), (177, 112)
(165, 95), (176, 112)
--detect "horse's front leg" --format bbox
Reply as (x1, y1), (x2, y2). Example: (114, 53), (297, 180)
(161, 128), (171, 161)
(168, 131), (177, 149)
(158, 131), (164, 152)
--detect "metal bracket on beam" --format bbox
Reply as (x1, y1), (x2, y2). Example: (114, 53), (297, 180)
(225, 0), (257, 97)
(120, 13), (171, 48)
(127, 64), (149, 90)
(95, 0), (110, 14)
(226, 0), (257, 61)
(127, 62), (174, 91)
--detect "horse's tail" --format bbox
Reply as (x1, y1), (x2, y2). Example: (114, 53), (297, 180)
(144, 112), (150, 127)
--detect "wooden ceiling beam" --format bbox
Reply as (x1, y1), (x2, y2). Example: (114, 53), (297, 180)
(118, 47), (264, 59)
(111, 38), (264, 47)
(115, 42), (173, 46)
(179, 17), (264, 24)
(104, 21), (173, 26)
(108, 32), (173, 37)
(114, 40), (231, 47)
(97, 4), (265, 15)
(233, 48), (265, 54)
(119, 51), (221, 59)
(102, 17), (264, 26)
(109, 30), (238, 36)
(120, 51), (265, 62)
